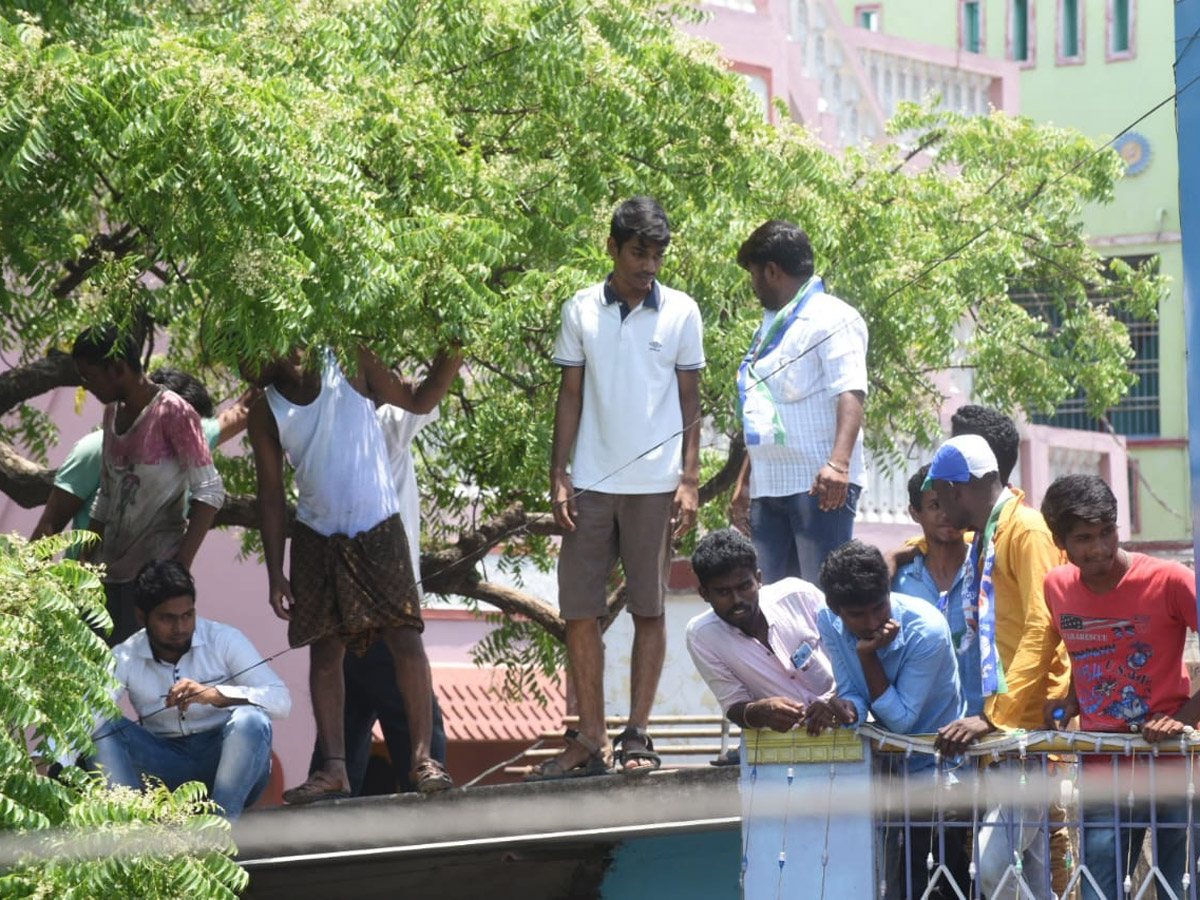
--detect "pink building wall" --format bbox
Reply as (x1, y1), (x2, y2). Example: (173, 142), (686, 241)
(681, 0), (1019, 146)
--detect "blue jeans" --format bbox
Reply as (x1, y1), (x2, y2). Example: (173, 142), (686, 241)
(1081, 798), (1194, 900)
(91, 706), (273, 819)
(750, 485), (861, 584)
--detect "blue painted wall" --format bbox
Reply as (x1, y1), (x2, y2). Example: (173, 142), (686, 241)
(1177, 0), (1200, 605)
(601, 830), (741, 899)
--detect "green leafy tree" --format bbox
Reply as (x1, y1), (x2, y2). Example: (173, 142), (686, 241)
(0, 0), (1166, 679)
(0, 533), (247, 898)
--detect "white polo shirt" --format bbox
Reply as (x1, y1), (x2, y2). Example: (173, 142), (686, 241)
(553, 280), (705, 495)
(686, 578), (836, 713)
(744, 287), (868, 498)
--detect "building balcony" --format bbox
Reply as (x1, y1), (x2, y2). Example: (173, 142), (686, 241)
(682, 0), (1020, 148)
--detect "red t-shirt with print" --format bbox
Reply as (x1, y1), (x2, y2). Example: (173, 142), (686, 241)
(1044, 552), (1196, 732)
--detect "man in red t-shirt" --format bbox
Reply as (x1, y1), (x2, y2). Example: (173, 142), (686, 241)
(1041, 474), (1199, 900)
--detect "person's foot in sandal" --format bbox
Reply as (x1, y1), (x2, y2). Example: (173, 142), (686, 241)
(411, 758), (453, 794)
(525, 728), (614, 781)
(283, 767), (352, 805)
(614, 726), (661, 775)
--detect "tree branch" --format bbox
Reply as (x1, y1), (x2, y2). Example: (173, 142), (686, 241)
(0, 352), (80, 418)
(699, 434), (746, 506)
(434, 576), (565, 642)
(0, 442), (54, 508)
(51, 225), (139, 299)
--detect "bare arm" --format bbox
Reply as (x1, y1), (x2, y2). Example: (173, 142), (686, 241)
(672, 368), (701, 538)
(214, 386), (261, 446)
(174, 501), (219, 569)
(727, 698), (806, 732)
(30, 487), (86, 541)
(550, 366), (584, 532)
(247, 398), (294, 620)
(358, 344), (463, 414)
(812, 390), (865, 512)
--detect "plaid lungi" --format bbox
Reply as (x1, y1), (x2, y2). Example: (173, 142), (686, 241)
(288, 513), (423, 656)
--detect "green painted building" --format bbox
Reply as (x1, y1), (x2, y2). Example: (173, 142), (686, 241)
(834, 0), (1188, 540)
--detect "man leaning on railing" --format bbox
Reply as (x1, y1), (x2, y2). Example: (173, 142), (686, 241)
(924, 432), (1071, 897)
(1042, 473), (1200, 900)
(816, 540), (971, 899)
(685, 528), (855, 736)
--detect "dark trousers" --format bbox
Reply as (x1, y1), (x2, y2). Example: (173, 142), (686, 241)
(309, 638), (447, 795)
(883, 808), (971, 899)
(103, 582), (140, 647)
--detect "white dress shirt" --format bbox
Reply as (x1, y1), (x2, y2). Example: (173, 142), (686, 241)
(686, 578), (836, 713)
(111, 617), (291, 738)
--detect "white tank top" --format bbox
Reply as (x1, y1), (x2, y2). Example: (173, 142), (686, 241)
(266, 350), (399, 537)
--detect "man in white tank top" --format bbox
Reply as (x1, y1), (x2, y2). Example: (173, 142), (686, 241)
(243, 343), (461, 800)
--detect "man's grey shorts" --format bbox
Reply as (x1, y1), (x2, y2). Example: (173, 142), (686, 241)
(557, 490), (674, 620)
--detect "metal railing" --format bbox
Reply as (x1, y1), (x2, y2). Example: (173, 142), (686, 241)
(741, 726), (1200, 900)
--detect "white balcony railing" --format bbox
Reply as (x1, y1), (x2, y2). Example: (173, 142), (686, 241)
(741, 726), (1200, 899)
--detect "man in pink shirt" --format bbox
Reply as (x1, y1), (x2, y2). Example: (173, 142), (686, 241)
(1041, 474), (1200, 900)
(72, 326), (225, 645)
(686, 529), (854, 733)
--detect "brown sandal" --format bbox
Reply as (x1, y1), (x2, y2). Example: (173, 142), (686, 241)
(525, 729), (615, 782)
(410, 758), (454, 794)
(282, 768), (352, 805)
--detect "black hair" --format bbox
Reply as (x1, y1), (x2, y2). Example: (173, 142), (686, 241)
(819, 540), (890, 610)
(950, 405), (1020, 485)
(736, 220), (815, 281)
(133, 559), (196, 617)
(907, 464), (932, 511)
(71, 325), (142, 374)
(609, 196), (671, 249)
(1040, 474), (1119, 544)
(149, 367), (215, 419)
(691, 529), (758, 586)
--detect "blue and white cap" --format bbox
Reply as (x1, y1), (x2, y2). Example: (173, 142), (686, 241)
(923, 434), (999, 488)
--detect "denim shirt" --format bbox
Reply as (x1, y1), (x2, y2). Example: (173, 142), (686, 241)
(893, 554), (984, 718)
(818, 593), (965, 774)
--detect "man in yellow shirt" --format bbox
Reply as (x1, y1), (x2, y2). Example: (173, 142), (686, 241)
(928, 432), (1069, 898)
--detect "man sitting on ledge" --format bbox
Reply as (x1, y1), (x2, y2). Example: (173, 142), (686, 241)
(686, 528), (853, 734)
(90, 559), (291, 819)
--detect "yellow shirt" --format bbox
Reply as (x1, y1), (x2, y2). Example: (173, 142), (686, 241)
(904, 489), (1070, 730)
(983, 489), (1071, 730)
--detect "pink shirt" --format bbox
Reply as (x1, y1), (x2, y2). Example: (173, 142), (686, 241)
(1045, 552), (1197, 732)
(686, 578), (836, 713)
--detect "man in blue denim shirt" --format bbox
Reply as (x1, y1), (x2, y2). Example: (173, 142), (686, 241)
(891, 464), (982, 717)
(817, 541), (965, 768)
(817, 540), (968, 900)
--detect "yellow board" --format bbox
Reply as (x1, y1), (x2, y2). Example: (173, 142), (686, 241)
(744, 728), (865, 765)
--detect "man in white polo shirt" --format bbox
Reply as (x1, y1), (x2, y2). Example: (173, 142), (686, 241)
(729, 220), (868, 584)
(534, 196), (704, 779)
(687, 529), (854, 733)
